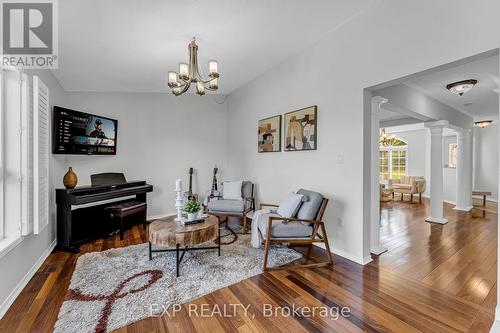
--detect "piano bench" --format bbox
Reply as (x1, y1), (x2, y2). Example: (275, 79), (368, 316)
(105, 201), (147, 240)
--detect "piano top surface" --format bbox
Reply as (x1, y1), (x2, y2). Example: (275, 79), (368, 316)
(56, 181), (153, 204)
(57, 180), (147, 193)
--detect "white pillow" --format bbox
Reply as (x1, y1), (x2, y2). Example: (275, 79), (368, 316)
(277, 192), (304, 218)
(222, 181), (243, 200)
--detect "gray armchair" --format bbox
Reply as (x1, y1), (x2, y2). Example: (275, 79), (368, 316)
(207, 181), (255, 232)
(258, 189), (333, 271)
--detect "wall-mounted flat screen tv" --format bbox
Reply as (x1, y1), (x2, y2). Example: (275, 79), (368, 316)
(53, 106), (118, 155)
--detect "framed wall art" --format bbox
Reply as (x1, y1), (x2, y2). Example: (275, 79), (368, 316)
(284, 105), (317, 151)
(258, 115), (281, 152)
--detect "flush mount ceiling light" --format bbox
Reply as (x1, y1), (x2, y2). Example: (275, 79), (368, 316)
(167, 38), (219, 96)
(474, 120), (493, 128)
(446, 79), (477, 96)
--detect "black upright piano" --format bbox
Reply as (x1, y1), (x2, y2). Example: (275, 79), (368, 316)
(56, 180), (153, 253)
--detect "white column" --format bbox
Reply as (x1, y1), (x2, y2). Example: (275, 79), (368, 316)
(464, 129), (473, 208)
(455, 129), (473, 211)
(370, 96), (388, 255)
(424, 120), (449, 224)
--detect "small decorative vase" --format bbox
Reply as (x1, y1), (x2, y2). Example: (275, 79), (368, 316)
(187, 213), (197, 221)
(63, 167), (78, 189)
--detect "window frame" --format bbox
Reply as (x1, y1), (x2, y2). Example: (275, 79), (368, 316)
(379, 143), (408, 181)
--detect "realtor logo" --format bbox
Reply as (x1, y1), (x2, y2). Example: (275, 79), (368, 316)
(1, 0), (58, 68)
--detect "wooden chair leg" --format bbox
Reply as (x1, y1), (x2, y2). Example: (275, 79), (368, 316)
(263, 219), (273, 271)
(142, 209), (147, 230)
(243, 215), (248, 234)
(419, 194), (422, 204)
(410, 194), (413, 203)
(320, 222), (333, 266)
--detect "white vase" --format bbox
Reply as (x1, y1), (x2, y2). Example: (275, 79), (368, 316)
(187, 213), (197, 221)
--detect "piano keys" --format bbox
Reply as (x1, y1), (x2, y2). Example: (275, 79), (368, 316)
(56, 180), (153, 253)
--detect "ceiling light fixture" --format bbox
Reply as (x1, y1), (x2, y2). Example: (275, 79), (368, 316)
(167, 38), (219, 96)
(474, 120), (493, 128)
(446, 79), (477, 96)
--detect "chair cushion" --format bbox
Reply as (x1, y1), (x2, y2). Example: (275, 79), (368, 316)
(259, 220), (313, 238)
(393, 184), (412, 190)
(277, 192), (304, 218)
(222, 181), (243, 200)
(105, 201), (146, 217)
(296, 189), (323, 220)
(208, 199), (244, 213)
(242, 181), (253, 199)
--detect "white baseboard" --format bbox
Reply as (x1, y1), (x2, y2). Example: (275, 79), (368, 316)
(314, 243), (372, 265)
(453, 206), (473, 212)
(370, 246), (388, 255)
(425, 216), (448, 224)
(0, 239), (56, 319)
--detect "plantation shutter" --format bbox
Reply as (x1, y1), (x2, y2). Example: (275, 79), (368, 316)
(33, 76), (49, 234)
(21, 74), (33, 235)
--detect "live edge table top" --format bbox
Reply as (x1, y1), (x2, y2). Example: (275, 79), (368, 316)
(148, 215), (218, 248)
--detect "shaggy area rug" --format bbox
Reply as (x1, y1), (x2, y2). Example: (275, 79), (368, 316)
(54, 231), (301, 333)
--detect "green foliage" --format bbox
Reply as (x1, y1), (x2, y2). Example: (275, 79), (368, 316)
(184, 200), (201, 214)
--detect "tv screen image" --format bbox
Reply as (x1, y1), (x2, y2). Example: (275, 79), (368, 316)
(53, 106), (118, 155)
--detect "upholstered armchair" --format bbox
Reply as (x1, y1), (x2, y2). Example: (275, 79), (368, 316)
(207, 181), (255, 232)
(257, 189), (333, 271)
(388, 176), (426, 203)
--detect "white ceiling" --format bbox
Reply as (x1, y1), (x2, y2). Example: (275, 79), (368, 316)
(52, 0), (373, 94)
(404, 55), (499, 121)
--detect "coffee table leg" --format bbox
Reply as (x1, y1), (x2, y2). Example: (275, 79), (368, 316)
(176, 243), (180, 277)
(149, 242), (152, 260)
(218, 226), (221, 256)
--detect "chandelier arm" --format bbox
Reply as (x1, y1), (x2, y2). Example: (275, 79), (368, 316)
(198, 81), (218, 91)
(199, 76), (218, 85)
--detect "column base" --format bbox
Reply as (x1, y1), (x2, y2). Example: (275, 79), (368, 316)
(453, 205), (473, 212)
(425, 216), (448, 224)
(370, 246), (388, 255)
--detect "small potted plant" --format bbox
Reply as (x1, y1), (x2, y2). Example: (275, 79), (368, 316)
(184, 200), (201, 221)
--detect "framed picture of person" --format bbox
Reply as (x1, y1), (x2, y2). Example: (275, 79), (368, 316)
(284, 105), (317, 151)
(258, 115), (281, 152)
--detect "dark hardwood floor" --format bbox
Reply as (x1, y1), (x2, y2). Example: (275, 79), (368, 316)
(0, 197), (496, 332)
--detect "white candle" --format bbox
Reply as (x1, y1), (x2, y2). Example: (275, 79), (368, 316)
(175, 179), (182, 191)
(208, 60), (218, 74)
(179, 63), (189, 78)
(168, 71), (178, 86)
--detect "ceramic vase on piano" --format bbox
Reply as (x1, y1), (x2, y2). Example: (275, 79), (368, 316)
(63, 167), (78, 189)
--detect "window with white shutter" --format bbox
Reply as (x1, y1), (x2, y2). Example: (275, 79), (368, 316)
(33, 76), (50, 235)
(21, 74), (34, 236)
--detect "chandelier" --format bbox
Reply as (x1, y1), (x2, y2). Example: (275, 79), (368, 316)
(167, 38), (219, 96)
(379, 128), (396, 147)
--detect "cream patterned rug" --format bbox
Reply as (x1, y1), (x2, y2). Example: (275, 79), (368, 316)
(54, 232), (301, 333)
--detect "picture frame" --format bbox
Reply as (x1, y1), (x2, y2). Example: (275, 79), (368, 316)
(284, 105), (317, 151)
(258, 115), (282, 152)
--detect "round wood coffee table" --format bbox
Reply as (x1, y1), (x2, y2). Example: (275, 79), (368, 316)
(148, 215), (220, 277)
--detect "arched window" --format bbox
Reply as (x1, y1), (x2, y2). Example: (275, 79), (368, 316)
(379, 135), (408, 181)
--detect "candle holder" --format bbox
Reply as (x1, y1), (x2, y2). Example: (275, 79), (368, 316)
(175, 179), (184, 222)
